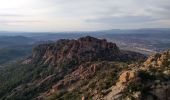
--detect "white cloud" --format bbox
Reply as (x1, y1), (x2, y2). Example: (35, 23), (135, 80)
(0, 0), (170, 32)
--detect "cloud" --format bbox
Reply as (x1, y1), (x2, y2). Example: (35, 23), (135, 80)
(0, 14), (24, 17)
(86, 15), (157, 24)
(0, 20), (42, 24)
(0, 0), (170, 31)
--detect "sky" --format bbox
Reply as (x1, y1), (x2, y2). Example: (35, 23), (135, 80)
(0, 0), (170, 32)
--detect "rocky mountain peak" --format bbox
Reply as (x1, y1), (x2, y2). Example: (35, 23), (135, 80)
(30, 36), (145, 66)
(30, 36), (120, 65)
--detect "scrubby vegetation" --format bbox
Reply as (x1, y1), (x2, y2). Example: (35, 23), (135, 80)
(0, 45), (32, 65)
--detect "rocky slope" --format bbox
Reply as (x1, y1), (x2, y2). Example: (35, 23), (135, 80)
(2, 36), (169, 100)
(103, 49), (170, 100)
(42, 49), (170, 100)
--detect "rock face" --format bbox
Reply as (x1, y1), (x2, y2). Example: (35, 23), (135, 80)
(31, 36), (120, 65)
(30, 36), (145, 66)
(104, 70), (140, 100)
(144, 49), (170, 68)
(141, 50), (170, 100)
(118, 71), (137, 84)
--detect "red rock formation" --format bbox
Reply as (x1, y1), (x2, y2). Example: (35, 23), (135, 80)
(30, 36), (145, 66)
(117, 70), (138, 85)
(144, 49), (170, 68)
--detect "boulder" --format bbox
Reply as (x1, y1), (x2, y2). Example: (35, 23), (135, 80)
(118, 70), (137, 84)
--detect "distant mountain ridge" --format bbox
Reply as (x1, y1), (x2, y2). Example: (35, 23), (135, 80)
(1, 28), (170, 36)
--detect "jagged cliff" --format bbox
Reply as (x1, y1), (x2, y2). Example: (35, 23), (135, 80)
(30, 36), (145, 65)
(31, 36), (120, 64)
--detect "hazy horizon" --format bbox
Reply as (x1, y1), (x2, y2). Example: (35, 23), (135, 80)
(0, 28), (170, 33)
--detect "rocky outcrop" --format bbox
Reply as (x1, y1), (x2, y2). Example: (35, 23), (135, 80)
(104, 70), (139, 100)
(104, 49), (170, 100)
(144, 49), (170, 68)
(117, 70), (138, 85)
(31, 36), (120, 65)
(30, 36), (145, 66)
